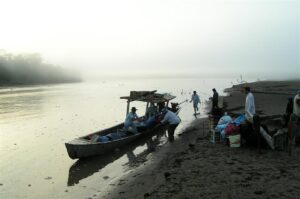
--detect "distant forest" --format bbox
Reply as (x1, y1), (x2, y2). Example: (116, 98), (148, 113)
(0, 51), (81, 86)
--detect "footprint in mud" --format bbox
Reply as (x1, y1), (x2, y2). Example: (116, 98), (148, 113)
(164, 172), (171, 180)
(254, 190), (265, 195)
(225, 161), (235, 165)
(173, 159), (183, 168)
(241, 183), (251, 188)
(279, 168), (287, 175)
(245, 176), (252, 181)
(180, 151), (188, 155)
(272, 175), (280, 180)
(231, 171), (242, 175)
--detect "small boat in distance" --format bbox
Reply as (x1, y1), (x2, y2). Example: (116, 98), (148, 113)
(65, 90), (180, 159)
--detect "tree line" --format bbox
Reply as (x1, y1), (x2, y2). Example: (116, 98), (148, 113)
(0, 51), (81, 86)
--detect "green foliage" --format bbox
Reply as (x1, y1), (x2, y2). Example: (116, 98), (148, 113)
(0, 51), (81, 85)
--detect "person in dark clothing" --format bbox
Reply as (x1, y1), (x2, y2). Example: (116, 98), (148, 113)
(157, 102), (165, 113)
(284, 97), (294, 127)
(212, 88), (219, 112)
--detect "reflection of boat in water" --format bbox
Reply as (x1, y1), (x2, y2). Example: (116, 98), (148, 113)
(67, 128), (167, 186)
(65, 90), (180, 159)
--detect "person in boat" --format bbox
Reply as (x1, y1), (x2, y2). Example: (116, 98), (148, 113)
(211, 88), (219, 113)
(190, 91), (201, 115)
(170, 102), (179, 113)
(146, 102), (159, 119)
(124, 107), (140, 133)
(244, 86), (255, 123)
(144, 103), (159, 129)
(161, 108), (181, 142)
(157, 102), (166, 113)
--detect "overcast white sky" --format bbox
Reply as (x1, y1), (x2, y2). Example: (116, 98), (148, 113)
(0, 0), (299, 79)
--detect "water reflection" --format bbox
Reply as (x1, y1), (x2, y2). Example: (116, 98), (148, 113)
(125, 138), (158, 167)
(67, 129), (167, 186)
(0, 92), (44, 121)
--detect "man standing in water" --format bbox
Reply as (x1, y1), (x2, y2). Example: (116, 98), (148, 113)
(161, 108), (181, 142)
(244, 86), (256, 122)
(190, 91), (201, 115)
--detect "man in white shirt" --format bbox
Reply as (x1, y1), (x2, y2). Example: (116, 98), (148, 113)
(161, 108), (181, 141)
(293, 90), (300, 118)
(244, 87), (256, 123)
(190, 91), (201, 115)
(289, 90), (300, 149)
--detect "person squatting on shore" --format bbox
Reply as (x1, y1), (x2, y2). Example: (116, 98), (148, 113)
(190, 91), (201, 115)
(244, 86), (256, 123)
(161, 108), (181, 142)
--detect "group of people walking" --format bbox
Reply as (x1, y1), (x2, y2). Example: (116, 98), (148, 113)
(190, 88), (219, 115)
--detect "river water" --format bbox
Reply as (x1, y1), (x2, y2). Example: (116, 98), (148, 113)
(0, 78), (233, 199)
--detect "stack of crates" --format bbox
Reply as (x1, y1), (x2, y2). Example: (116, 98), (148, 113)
(210, 129), (221, 143)
(209, 115), (221, 143)
(273, 129), (288, 151)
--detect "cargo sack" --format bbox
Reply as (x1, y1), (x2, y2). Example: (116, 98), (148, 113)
(225, 123), (240, 136)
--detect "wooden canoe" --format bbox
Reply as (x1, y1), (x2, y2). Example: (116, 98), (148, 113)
(65, 90), (180, 159)
(65, 121), (170, 159)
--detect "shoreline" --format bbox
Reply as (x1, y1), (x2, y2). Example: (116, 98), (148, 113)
(99, 118), (209, 199)
(99, 80), (300, 199)
(0, 80), (82, 88)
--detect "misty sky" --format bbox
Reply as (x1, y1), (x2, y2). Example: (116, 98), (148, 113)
(1, 0), (299, 79)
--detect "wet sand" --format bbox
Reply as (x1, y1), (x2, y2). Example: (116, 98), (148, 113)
(104, 80), (300, 199)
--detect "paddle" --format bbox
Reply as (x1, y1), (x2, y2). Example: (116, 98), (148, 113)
(178, 99), (188, 105)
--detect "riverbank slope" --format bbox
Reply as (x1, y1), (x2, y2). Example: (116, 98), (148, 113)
(103, 80), (300, 199)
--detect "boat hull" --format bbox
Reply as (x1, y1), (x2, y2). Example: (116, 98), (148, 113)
(65, 123), (167, 159)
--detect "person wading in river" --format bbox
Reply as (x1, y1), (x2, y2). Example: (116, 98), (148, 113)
(190, 91), (201, 115)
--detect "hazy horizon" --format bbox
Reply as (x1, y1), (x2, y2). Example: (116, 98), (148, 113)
(1, 0), (299, 80)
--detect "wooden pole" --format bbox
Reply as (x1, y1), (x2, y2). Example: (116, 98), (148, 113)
(126, 100), (130, 117)
(145, 102), (149, 116)
(253, 114), (261, 154)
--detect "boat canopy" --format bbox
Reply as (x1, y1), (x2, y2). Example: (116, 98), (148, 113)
(120, 90), (176, 103)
